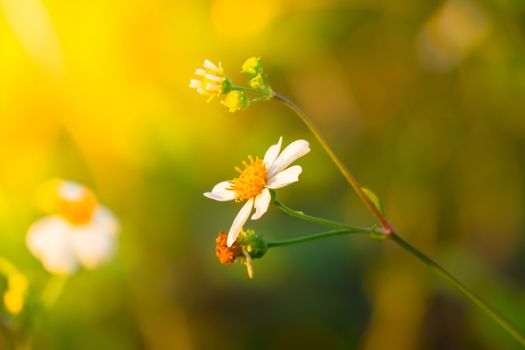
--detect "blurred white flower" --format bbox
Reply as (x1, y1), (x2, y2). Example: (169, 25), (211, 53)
(27, 179), (119, 275)
(204, 137), (310, 246)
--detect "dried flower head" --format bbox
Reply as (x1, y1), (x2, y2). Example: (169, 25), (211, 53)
(215, 229), (267, 279)
(216, 231), (242, 265)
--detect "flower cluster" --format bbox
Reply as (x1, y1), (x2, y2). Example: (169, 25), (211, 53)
(205, 137), (309, 278)
(189, 59), (231, 100)
(241, 57), (271, 91)
(27, 179), (119, 275)
(190, 57), (273, 113)
(204, 137), (310, 247)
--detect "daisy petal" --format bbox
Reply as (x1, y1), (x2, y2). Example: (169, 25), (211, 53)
(71, 213), (117, 269)
(27, 216), (78, 275)
(267, 140), (310, 177)
(227, 198), (253, 247)
(189, 79), (202, 88)
(263, 137), (283, 168)
(251, 188), (271, 220)
(205, 73), (221, 82)
(204, 181), (235, 201)
(92, 206), (120, 236)
(267, 165), (303, 189)
(203, 59), (219, 72)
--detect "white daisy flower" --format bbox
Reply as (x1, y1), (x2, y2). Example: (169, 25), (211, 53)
(204, 137), (310, 247)
(189, 59), (230, 98)
(27, 180), (119, 275)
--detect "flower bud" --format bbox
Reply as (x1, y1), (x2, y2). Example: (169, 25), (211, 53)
(249, 74), (267, 90)
(237, 228), (267, 259)
(221, 91), (250, 113)
(242, 57), (263, 76)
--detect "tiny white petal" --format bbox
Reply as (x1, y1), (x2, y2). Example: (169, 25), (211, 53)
(197, 87), (208, 95)
(71, 209), (118, 269)
(267, 165), (303, 189)
(189, 79), (202, 88)
(92, 206), (120, 236)
(203, 59), (219, 72)
(268, 140), (310, 177)
(27, 216), (78, 275)
(203, 181), (235, 201)
(195, 68), (206, 76)
(227, 199), (253, 247)
(205, 83), (220, 92)
(251, 188), (271, 220)
(263, 137), (283, 168)
(204, 73), (221, 82)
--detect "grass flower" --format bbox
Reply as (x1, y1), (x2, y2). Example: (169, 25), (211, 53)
(27, 179), (119, 275)
(204, 137), (310, 246)
(189, 59), (231, 99)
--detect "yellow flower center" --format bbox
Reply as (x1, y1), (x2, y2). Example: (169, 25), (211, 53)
(57, 188), (98, 225)
(35, 179), (98, 225)
(228, 156), (267, 201)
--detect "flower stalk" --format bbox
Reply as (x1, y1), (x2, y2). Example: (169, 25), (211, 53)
(193, 58), (525, 346)
(272, 94), (393, 234)
(272, 195), (383, 235)
(273, 196), (525, 346)
(267, 228), (367, 248)
(389, 233), (525, 346)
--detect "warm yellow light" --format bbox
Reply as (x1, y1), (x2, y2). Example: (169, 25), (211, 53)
(211, 0), (280, 39)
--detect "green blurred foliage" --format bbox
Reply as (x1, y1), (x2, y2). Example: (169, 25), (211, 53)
(0, 0), (524, 348)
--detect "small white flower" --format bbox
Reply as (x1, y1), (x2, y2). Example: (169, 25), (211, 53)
(204, 137), (310, 246)
(189, 59), (229, 97)
(27, 180), (119, 275)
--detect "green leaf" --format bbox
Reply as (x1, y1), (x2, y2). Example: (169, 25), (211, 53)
(361, 187), (382, 214)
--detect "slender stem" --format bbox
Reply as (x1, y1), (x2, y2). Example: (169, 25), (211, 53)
(249, 87), (524, 345)
(273, 93), (393, 234)
(272, 197), (379, 233)
(390, 233), (525, 346)
(231, 85), (270, 95)
(267, 228), (367, 248)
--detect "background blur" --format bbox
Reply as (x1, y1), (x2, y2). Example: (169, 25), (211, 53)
(0, 0), (524, 348)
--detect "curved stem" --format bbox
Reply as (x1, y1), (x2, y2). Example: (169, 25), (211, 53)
(267, 228), (367, 248)
(390, 233), (525, 346)
(273, 93), (393, 234)
(272, 197), (380, 233)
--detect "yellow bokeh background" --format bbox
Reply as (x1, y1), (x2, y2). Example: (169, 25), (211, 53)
(1, 0), (525, 348)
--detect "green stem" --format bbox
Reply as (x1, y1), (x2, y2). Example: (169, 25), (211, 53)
(274, 196), (525, 345)
(273, 93), (393, 234)
(390, 233), (525, 346)
(272, 197), (379, 233)
(267, 228), (367, 248)
(243, 85), (525, 345)
(231, 85), (271, 95)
